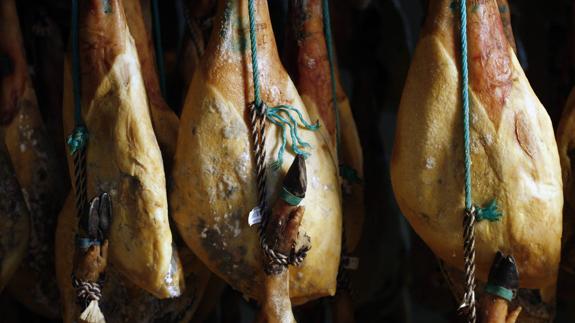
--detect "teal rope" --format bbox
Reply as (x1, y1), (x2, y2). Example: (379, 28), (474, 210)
(459, 1), (502, 220)
(266, 106), (319, 169)
(322, 0), (363, 185)
(247, 0), (319, 170)
(151, 0), (166, 97)
(67, 0), (88, 154)
(322, 0), (341, 154)
(248, 0), (262, 109)
(460, 0), (472, 211)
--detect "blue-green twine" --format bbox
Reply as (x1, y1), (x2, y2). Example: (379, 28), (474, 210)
(475, 200), (502, 222)
(266, 105), (319, 169)
(247, 0), (319, 170)
(248, 0), (262, 109)
(67, 126), (89, 155)
(460, 0), (472, 212)
(459, 1), (502, 221)
(68, 0), (88, 155)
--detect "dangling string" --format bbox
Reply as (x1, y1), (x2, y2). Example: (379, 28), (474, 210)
(322, 0), (340, 155)
(247, 0), (319, 225)
(322, 0), (362, 187)
(68, 0), (89, 223)
(151, 0), (166, 97)
(458, 1), (477, 322)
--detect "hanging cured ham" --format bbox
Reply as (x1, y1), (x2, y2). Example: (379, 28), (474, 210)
(391, 0), (562, 294)
(123, 0), (179, 164)
(0, 138), (29, 292)
(284, 0), (364, 251)
(178, 0), (214, 93)
(58, 0), (183, 300)
(171, 0), (342, 303)
(56, 195), (211, 323)
(1, 0), (67, 317)
(56, 1), (211, 321)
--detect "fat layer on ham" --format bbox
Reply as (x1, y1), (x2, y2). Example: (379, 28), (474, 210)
(391, 0), (562, 293)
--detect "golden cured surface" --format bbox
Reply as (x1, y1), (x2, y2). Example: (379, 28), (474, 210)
(171, 0), (342, 304)
(391, 0), (562, 293)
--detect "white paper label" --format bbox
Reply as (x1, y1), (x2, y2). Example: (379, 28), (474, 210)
(248, 206), (262, 226)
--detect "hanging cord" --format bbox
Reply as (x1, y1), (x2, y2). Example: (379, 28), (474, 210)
(322, 0), (341, 156)
(67, 0), (89, 223)
(458, 1), (477, 322)
(247, 0), (318, 268)
(247, 0), (269, 224)
(322, 0), (362, 187)
(247, 0), (319, 217)
(151, 0), (166, 97)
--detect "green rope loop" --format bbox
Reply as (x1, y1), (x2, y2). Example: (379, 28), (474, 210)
(474, 200), (502, 222)
(459, 1), (501, 222)
(67, 126), (89, 155)
(279, 186), (303, 206)
(248, 0), (262, 109)
(247, 0), (319, 170)
(266, 105), (319, 169)
(484, 283), (514, 302)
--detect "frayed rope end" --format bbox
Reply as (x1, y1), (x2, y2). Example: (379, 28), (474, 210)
(475, 199), (502, 222)
(79, 300), (105, 323)
(67, 126), (88, 155)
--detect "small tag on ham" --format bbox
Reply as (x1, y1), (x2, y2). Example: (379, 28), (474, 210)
(248, 206), (263, 226)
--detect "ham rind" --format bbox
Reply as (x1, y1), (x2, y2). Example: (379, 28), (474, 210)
(285, 0), (364, 251)
(60, 0), (183, 299)
(172, 0), (342, 304)
(1, 0), (67, 317)
(391, 0), (562, 292)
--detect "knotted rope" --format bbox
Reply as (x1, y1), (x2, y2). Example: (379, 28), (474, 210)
(458, 1), (476, 321)
(68, 0), (89, 223)
(247, 0), (316, 267)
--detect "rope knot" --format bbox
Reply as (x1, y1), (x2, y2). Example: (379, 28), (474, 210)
(73, 278), (103, 306)
(474, 199), (502, 222)
(67, 126), (89, 155)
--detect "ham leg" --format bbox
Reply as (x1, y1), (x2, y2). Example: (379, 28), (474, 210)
(391, 0), (562, 292)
